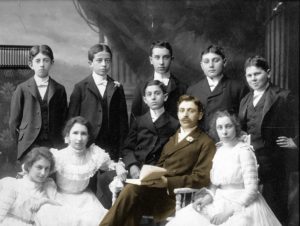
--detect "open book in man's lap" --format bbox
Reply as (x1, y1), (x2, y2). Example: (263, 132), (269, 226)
(125, 165), (167, 185)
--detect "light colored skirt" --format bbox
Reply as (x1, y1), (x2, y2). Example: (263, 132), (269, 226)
(167, 189), (282, 226)
(35, 190), (107, 226)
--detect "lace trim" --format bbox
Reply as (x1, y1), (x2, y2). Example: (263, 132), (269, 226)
(52, 144), (112, 181)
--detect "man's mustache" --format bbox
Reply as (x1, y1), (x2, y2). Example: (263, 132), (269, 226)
(180, 117), (191, 121)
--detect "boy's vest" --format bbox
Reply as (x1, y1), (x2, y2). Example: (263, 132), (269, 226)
(36, 87), (50, 142)
(245, 92), (266, 151)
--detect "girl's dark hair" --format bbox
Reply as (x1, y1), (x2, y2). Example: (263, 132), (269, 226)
(208, 110), (242, 142)
(143, 80), (167, 95)
(88, 44), (112, 61)
(200, 45), (226, 61)
(63, 116), (94, 148)
(149, 40), (173, 57)
(29, 45), (54, 62)
(23, 146), (55, 173)
(177, 95), (204, 113)
(244, 55), (270, 72)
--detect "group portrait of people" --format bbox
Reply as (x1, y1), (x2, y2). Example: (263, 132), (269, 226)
(0, 40), (298, 226)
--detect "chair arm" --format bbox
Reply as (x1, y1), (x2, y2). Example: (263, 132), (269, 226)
(174, 188), (203, 211)
(174, 188), (202, 194)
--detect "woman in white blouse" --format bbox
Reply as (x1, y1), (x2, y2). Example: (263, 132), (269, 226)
(35, 116), (127, 226)
(0, 147), (58, 226)
(167, 110), (281, 226)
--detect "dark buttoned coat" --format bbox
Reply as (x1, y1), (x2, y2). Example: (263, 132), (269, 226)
(122, 111), (179, 169)
(9, 77), (67, 159)
(187, 75), (249, 131)
(239, 83), (297, 178)
(68, 75), (128, 160)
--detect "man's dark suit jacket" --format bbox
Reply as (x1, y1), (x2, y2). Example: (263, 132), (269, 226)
(187, 75), (249, 131)
(9, 77), (67, 160)
(130, 74), (187, 123)
(122, 111), (179, 170)
(68, 75), (128, 160)
(239, 83), (297, 179)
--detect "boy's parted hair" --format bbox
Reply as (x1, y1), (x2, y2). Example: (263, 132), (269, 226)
(143, 80), (167, 95)
(88, 44), (112, 61)
(208, 110), (242, 142)
(63, 116), (94, 148)
(244, 55), (270, 72)
(149, 40), (173, 57)
(177, 95), (204, 113)
(23, 146), (55, 173)
(29, 45), (54, 62)
(200, 45), (226, 61)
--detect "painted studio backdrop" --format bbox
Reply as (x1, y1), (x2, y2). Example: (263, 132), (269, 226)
(0, 0), (299, 224)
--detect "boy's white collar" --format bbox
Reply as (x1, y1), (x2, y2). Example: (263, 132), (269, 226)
(92, 71), (107, 82)
(34, 75), (49, 84)
(150, 107), (165, 122)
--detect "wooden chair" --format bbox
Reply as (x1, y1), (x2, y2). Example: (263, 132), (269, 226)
(174, 187), (203, 212)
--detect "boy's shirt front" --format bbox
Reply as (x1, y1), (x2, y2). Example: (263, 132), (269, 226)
(92, 72), (107, 96)
(154, 71), (170, 86)
(34, 75), (49, 100)
(150, 107), (165, 122)
(206, 74), (223, 92)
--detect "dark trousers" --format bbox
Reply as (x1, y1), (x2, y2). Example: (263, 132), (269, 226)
(99, 184), (175, 226)
(262, 177), (288, 225)
(256, 148), (288, 224)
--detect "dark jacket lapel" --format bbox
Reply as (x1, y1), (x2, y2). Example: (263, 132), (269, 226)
(167, 128), (202, 156)
(239, 92), (253, 120)
(262, 84), (280, 121)
(27, 77), (39, 100)
(106, 76), (117, 107)
(208, 75), (228, 99)
(153, 112), (171, 129)
(86, 75), (101, 99)
(141, 112), (157, 133)
(47, 77), (56, 104)
(167, 74), (177, 93)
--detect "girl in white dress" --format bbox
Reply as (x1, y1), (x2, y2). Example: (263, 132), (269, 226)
(167, 110), (281, 226)
(0, 147), (58, 226)
(35, 116), (127, 226)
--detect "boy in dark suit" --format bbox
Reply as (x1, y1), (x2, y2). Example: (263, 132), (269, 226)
(68, 44), (128, 160)
(239, 55), (298, 224)
(68, 44), (129, 207)
(9, 45), (67, 161)
(100, 95), (216, 226)
(122, 80), (179, 179)
(187, 45), (248, 131)
(130, 41), (187, 123)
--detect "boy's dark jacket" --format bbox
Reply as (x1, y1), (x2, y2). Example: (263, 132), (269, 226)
(9, 77), (67, 159)
(68, 75), (128, 160)
(122, 111), (179, 169)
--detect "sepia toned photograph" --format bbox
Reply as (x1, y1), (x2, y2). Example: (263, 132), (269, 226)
(0, 0), (298, 225)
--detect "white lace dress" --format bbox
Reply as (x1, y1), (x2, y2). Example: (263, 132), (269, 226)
(35, 144), (118, 226)
(0, 176), (56, 226)
(167, 142), (282, 226)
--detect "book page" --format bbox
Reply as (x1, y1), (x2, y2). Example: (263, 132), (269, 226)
(125, 165), (167, 185)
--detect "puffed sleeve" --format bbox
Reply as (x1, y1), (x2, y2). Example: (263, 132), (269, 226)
(0, 177), (17, 222)
(89, 144), (114, 171)
(235, 145), (259, 209)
